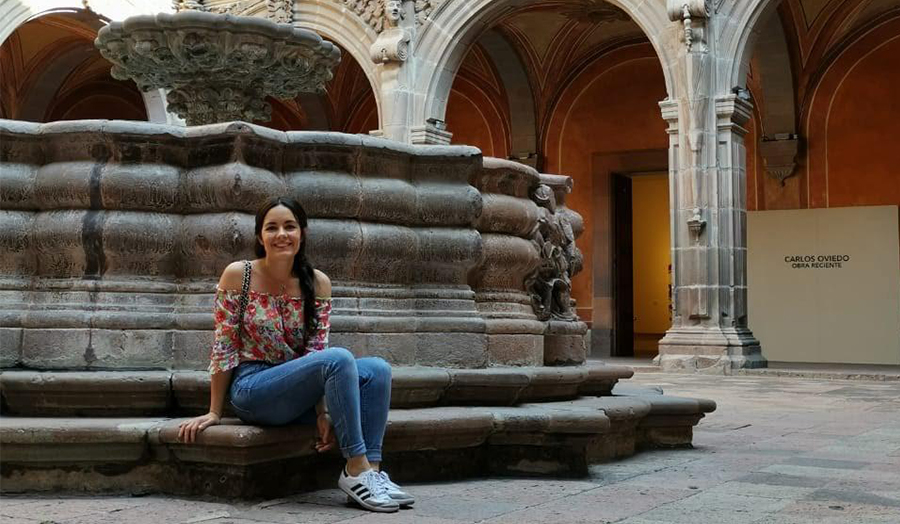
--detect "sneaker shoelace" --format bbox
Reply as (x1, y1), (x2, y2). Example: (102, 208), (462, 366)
(377, 471), (398, 491)
(362, 470), (391, 498)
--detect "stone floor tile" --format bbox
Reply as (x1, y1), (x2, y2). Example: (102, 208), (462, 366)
(615, 460), (746, 491)
(803, 488), (900, 508)
(479, 485), (694, 524)
(404, 495), (521, 522)
(0, 497), (152, 521)
(822, 476), (900, 494)
(703, 480), (817, 500)
(636, 492), (793, 524)
(758, 463), (856, 480)
(191, 519), (264, 524)
(51, 498), (242, 524)
(614, 519), (679, 524)
(783, 457), (871, 470)
(232, 501), (376, 524)
(337, 513), (470, 524)
(737, 472), (831, 488)
(772, 500), (900, 522)
(0, 516), (41, 524)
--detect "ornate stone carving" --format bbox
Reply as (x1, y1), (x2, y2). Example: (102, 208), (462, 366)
(95, 11), (340, 125)
(371, 0), (411, 62)
(177, 1), (294, 23)
(333, 0), (386, 32)
(414, 0), (443, 26)
(526, 178), (584, 322)
(333, 0), (444, 32)
(266, 0), (293, 23)
(759, 136), (799, 184)
(173, 0), (206, 11)
(561, 1), (631, 24)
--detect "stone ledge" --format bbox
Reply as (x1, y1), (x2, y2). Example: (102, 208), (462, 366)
(1, 364), (635, 416)
(0, 393), (714, 497)
(0, 372), (172, 416)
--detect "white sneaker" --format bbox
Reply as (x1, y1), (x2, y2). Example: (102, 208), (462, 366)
(376, 471), (415, 507)
(338, 468), (400, 513)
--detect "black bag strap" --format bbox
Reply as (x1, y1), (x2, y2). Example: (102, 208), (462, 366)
(236, 260), (252, 341)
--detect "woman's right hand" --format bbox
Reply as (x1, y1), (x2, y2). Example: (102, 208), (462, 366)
(177, 412), (221, 443)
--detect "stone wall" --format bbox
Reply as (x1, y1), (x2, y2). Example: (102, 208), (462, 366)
(0, 119), (586, 370)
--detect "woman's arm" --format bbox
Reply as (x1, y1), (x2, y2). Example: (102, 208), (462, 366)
(178, 368), (233, 444)
(209, 368), (233, 419)
(314, 269), (332, 299)
(178, 262), (246, 443)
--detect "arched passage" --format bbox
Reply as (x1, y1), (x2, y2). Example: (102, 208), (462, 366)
(0, 9), (147, 122)
(414, 0), (673, 137)
(441, 2), (671, 357)
(293, 0), (382, 132)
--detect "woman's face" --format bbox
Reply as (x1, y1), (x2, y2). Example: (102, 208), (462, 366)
(259, 205), (302, 259)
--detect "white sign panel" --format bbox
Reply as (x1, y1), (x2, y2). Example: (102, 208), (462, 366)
(748, 206), (900, 365)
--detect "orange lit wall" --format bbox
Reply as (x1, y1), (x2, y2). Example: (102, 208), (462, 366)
(749, 16), (900, 212)
(446, 44), (511, 158)
(543, 44), (668, 313)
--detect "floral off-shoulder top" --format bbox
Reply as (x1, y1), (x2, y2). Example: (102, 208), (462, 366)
(208, 288), (332, 374)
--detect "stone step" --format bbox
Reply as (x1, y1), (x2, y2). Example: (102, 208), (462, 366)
(0, 387), (715, 497)
(0, 363), (632, 416)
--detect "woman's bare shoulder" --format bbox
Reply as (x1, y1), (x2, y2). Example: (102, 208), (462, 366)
(218, 261), (249, 291)
(313, 269), (332, 299)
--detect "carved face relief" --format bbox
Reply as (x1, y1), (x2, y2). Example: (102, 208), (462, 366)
(385, 0), (402, 24)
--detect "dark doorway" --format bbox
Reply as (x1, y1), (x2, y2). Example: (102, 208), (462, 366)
(611, 171), (671, 358)
(612, 173), (634, 357)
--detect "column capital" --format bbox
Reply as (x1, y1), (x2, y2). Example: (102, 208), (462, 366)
(410, 120), (453, 145)
(715, 92), (754, 125)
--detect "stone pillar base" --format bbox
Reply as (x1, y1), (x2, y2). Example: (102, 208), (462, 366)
(657, 327), (767, 374)
(544, 321), (588, 366)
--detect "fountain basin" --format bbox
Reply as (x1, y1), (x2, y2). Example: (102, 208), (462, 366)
(0, 120), (587, 370)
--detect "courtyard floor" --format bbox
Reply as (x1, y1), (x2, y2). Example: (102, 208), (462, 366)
(3, 372), (900, 524)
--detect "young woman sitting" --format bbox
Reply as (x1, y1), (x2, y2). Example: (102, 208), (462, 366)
(177, 196), (413, 513)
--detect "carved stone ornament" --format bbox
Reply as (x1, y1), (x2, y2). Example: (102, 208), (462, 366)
(667, 0), (709, 52)
(526, 183), (584, 322)
(759, 137), (799, 185)
(332, 0), (445, 32)
(180, 0), (293, 23)
(687, 207), (705, 241)
(561, 1), (631, 24)
(370, 0), (410, 62)
(95, 10), (341, 125)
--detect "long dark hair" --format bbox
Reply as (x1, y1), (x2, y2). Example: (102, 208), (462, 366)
(255, 197), (317, 347)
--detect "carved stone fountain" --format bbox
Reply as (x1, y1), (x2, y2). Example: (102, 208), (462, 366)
(95, 3), (340, 125)
(0, 0), (589, 371)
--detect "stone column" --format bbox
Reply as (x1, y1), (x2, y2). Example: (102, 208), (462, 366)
(658, 1), (766, 372)
(369, 0), (434, 144)
(141, 89), (186, 126)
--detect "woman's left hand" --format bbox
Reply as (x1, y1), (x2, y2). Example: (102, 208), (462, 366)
(315, 412), (337, 452)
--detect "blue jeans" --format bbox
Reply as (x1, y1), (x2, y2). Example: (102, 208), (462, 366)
(229, 347), (392, 462)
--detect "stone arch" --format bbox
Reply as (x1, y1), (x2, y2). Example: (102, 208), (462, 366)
(414, 0), (674, 132)
(722, 0), (783, 94)
(0, 0), (163, 47)
(293, 0), (381, 127)
(2, 6), (160, 122)
(751, 7), (797, 138)
(1, 2), (171, 121)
